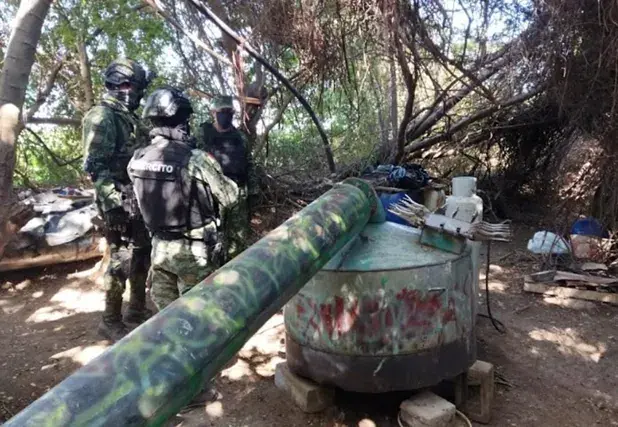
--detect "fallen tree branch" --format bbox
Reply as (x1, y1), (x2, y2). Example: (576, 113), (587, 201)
(184, 0), (336, 173)
(143, 0), (233, 66)
(414, 17), (499, 105)
(264, 92), (295, 138)
(26, 116), (81, 126)
(13, 168), (38, 190)
(25, 127), (82, 166)
(405, 61), (505, 142)
(405, 85), (547, 153)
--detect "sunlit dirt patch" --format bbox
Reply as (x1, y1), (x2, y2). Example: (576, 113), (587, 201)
(26, 283), (104, 323)
(528, 327), (607, 362)
(50, 342), (109, 366)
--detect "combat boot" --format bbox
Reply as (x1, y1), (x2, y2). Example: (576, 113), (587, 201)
(124, 305), (153, 325)
(98, 295), (128, 342)
(124, 280), (153, 325)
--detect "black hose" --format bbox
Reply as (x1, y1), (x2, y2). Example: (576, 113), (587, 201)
(478, 241), (507, 333)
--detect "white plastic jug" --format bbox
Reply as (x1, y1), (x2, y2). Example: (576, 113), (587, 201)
(445, 177), (483, 304)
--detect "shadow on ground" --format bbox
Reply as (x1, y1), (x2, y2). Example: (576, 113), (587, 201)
(1, 260), (119, 421)
(2, 230), (618, 426)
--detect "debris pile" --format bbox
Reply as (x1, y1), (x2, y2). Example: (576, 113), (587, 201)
(0, 188), (104, 272)
(361, 163), (447, 224)
(524, 217), (618, 306)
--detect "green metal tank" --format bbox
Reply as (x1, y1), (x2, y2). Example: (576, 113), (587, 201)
(284, 221), (476, 393)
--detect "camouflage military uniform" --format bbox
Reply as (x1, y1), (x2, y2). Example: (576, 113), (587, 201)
(130, 132), (239, 310)
(82, 94), (151, 331)
(198, 118), (257, 260)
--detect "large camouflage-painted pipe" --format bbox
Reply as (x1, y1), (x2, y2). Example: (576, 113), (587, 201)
(5, 178), (384, 427)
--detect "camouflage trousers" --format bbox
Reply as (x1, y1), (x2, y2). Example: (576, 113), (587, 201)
(102, 217), (151, 319)
(223, 194), (251, 261)
(149, 235), (216, 310)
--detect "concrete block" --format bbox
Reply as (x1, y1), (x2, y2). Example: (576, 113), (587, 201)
(465, 360), (495, 424)
(274, 362), (334, 413)
(399, 391), (456, 427)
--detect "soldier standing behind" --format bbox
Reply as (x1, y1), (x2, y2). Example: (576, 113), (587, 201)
(82, 58), (154, 341)
(128, 87), (239, 310)
(198, 95), (257, 260)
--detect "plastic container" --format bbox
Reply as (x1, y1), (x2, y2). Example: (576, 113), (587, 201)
(445, 177), (483, 221)
(379, 191), (422, 225)
(444, 177), (483, 299)
(527, 231), (571, 254)
(423, 187), (446, 212)
(571, 217), (608, 238)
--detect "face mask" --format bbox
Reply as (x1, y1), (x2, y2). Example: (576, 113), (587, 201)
(215, 111), (234, 129)
(127, 88), (144, 111)
(109, 87), (143, 111)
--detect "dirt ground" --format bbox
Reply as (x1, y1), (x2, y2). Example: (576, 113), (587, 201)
(1, 224), (618, 426)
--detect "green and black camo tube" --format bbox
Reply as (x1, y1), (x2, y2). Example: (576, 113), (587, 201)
(6, 179), (380, 427)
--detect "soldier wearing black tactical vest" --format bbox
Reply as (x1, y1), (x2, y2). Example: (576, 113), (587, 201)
(82, 58), (154, 341)
(198, 95), (257, 260)
(128, 88), (239, 310)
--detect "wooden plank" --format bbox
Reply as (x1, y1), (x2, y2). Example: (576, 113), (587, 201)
(526, 270), (618, 288)
(523, 281), (618, 306)
(581, 262), (608, 272)
(555, 270), (617, 284)
(562, 280), (612, 289)
(0, 236), (104, 272)
(526, 270), (557, 283)
(554, 271), (618, 285)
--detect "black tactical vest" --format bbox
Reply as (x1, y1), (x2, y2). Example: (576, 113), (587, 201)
(128, 138), (215, 233)
(200, 122), (248, 186)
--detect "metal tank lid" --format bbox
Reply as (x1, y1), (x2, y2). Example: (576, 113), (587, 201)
(322, 221), (467, 272)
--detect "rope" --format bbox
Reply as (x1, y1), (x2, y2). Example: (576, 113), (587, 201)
(397, 409), (473, 427)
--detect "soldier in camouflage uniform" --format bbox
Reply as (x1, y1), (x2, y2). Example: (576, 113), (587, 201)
(82, 58), (154, 341)
(198, 95), (257, 260)
(128, 87), (239, 310)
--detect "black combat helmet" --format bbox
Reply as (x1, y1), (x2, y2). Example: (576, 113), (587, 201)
(142, 87), (193, 128)
(104, 58), (154, 111)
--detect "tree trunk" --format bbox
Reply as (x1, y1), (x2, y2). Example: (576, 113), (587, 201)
(77, 37), (95, 111)
(0, 0), (53, 259)
(389, 55), (398, 144)
(370, 67), (391, 162)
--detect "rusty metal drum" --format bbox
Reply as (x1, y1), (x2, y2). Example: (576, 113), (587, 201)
(284, 221), (476, 393)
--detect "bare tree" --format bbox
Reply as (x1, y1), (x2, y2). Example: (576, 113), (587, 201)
(0, 0), (53, 258)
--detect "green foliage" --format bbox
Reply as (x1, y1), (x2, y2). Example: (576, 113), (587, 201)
(2, 0), (538, 193)
(260, 83), (382, 178)
(14, 128), (84, 188)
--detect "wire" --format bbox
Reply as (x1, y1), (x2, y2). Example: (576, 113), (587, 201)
(456, 410), (473, 427)
(478, 240), (507, 333)
(397, 409), (473, 427)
